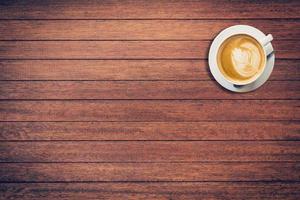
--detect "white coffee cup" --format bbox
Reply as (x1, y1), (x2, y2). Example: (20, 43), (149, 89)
(209, 25), (275, 91)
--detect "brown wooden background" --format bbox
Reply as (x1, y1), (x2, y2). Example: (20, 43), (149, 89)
(0, 0), (299, 199)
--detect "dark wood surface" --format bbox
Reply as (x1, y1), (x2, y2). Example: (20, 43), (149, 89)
(1, 20), (300, 40)
(0, 1), (299, 199)
(0, 60), (299, 81)
(1, 0), (299, 19)
(1, 162), (299, 181)
(0, 40), (299, 59)
(1, 182), (299, 200)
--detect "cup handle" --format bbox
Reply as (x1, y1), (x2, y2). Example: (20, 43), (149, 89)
(259, 34), (273, 56)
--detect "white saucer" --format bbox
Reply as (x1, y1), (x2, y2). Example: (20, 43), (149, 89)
(208, 25), (275, 93)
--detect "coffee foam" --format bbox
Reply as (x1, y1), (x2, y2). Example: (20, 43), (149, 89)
(217, 35), (265, 84)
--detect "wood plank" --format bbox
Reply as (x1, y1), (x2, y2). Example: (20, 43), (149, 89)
(0, 162), (299, 181)
(1, 20), (299, 40)
(0, 141), (299, 162)
(0, 41), (297, 59)
(0, 59), (206, 80)
(1, 182), (299, 200)
(1, 121), (299, 141)
(0, 60), (298, 81)
(0, 81), (298, 100)
(0, 59), (298, 81)
(0, 121), (298, 141)
(0, 0), (299, 19)
(0, 100), (298, 121)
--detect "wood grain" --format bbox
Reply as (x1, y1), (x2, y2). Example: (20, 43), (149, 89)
(1, 182), (299, 200)
(1, 0), (299, 19)
(0, 162), (299, 181)
(1, 141), (299, 162)
(1, 121), (299, 141)
(0, 81), (298, 100)
(0, 59), (298, 81)
(0, 100), (298, 121)
(1, 20), (299, 40)
(0, 40), (297, 59)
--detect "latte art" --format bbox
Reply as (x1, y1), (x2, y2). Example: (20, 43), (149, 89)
(231, 47), (260, 77)
(217, 35), (266, 84)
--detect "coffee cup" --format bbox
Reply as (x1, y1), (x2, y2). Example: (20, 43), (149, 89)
(209, 25), (274, 88)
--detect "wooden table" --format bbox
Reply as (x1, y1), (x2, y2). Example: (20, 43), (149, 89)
(0, 1), (299, 199)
